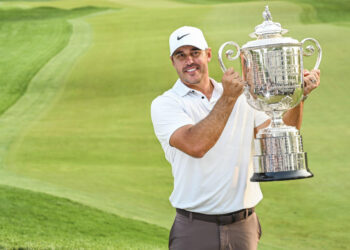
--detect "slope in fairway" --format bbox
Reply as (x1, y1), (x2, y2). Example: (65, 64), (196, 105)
(0, 185), (168, 249)
(0, 6), (105, 116)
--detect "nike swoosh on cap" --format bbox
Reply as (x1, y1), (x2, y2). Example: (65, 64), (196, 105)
(177, 33), (190, 40)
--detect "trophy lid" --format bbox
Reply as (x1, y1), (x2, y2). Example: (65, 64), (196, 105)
(242, 6), (299, 49)
(250, 6), (288, 39)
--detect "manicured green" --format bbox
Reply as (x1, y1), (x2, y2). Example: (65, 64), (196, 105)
(0, 0), (348, 249)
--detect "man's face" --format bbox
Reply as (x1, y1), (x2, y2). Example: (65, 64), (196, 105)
(171, 45), (212, 86)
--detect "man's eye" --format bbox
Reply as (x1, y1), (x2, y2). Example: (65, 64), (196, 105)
(192, 51), (200, 57)
(176, 53), (185, 59)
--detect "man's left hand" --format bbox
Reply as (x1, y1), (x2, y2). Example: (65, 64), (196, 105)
(303, 69), (320, 96)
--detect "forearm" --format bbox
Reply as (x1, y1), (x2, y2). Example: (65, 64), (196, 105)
(178, 95), (237, 157)
(283, 101), (304, 130)
(170, 68), (245, 157)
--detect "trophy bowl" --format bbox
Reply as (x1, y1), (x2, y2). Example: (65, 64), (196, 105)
(218, 6), (322, 181)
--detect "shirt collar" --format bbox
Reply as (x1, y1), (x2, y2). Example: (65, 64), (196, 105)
(172, 79), (193, 97)
(172, 78), (222, 97)
(210, 78), (223, 100)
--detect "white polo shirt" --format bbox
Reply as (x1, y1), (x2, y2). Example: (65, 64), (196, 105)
(151, 78), (269, 214)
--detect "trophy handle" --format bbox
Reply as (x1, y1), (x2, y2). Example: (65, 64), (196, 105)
(218, 41), (241, 72)
(301, 38), (322, 70)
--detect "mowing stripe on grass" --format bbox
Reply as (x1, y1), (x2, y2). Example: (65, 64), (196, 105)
(0, 12), (116, 192)
(0, 12), (171, 244)
(0, 18), (91, 166)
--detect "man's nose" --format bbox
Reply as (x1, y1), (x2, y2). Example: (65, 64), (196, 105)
(185, 54), (194, 64)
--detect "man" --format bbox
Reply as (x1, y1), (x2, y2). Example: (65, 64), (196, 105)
(151, 26), (320, 250)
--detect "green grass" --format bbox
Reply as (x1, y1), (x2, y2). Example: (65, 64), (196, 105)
(172, 0), (350, 23)
(294, 0), (350, 24)
(0, 0), (348, 249)
(0, 6), (105, 115)
(0, 184), (168, 249)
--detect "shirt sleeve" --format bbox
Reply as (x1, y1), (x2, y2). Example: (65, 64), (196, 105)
(151, 95), (195, 148)
(254, 109), (270, 128)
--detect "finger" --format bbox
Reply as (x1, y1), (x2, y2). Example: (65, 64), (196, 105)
(308, 72), (320, 85)
(304, 86), (311, 96)
(304, 77), (312, 86)
(225, 68), (234, 75)
(241, 80), (248, 86)
(232, 72), (240, 79)
(304, 76), (312, 87)
(314, 73), (320, 84)
(303, 69), (310, 76)
(236, 82), (245, 92)
(303, 72), (310, 77)
(303, 78), (315, 95)
(304, 77), (318, 90)
(311, 69), (320, 76)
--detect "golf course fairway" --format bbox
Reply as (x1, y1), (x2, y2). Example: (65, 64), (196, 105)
(0, 0), (348, 248)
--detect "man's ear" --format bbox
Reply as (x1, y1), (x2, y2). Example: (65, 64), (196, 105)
(206, 48), (212, 62)
(170, 56), (175, 66)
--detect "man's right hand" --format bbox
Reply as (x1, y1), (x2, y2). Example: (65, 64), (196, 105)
(221, 68), (245, 100)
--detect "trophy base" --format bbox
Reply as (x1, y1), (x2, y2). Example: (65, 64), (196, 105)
(252, 128), (314, 182)
(250, 169), (313, 182)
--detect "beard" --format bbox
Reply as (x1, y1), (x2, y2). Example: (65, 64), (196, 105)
(180, 64), (203, 85)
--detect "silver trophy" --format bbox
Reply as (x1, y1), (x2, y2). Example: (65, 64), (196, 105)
(218, 6), (322, 181)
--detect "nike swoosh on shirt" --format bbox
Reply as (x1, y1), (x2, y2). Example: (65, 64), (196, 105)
(177, 33), (190, 40)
